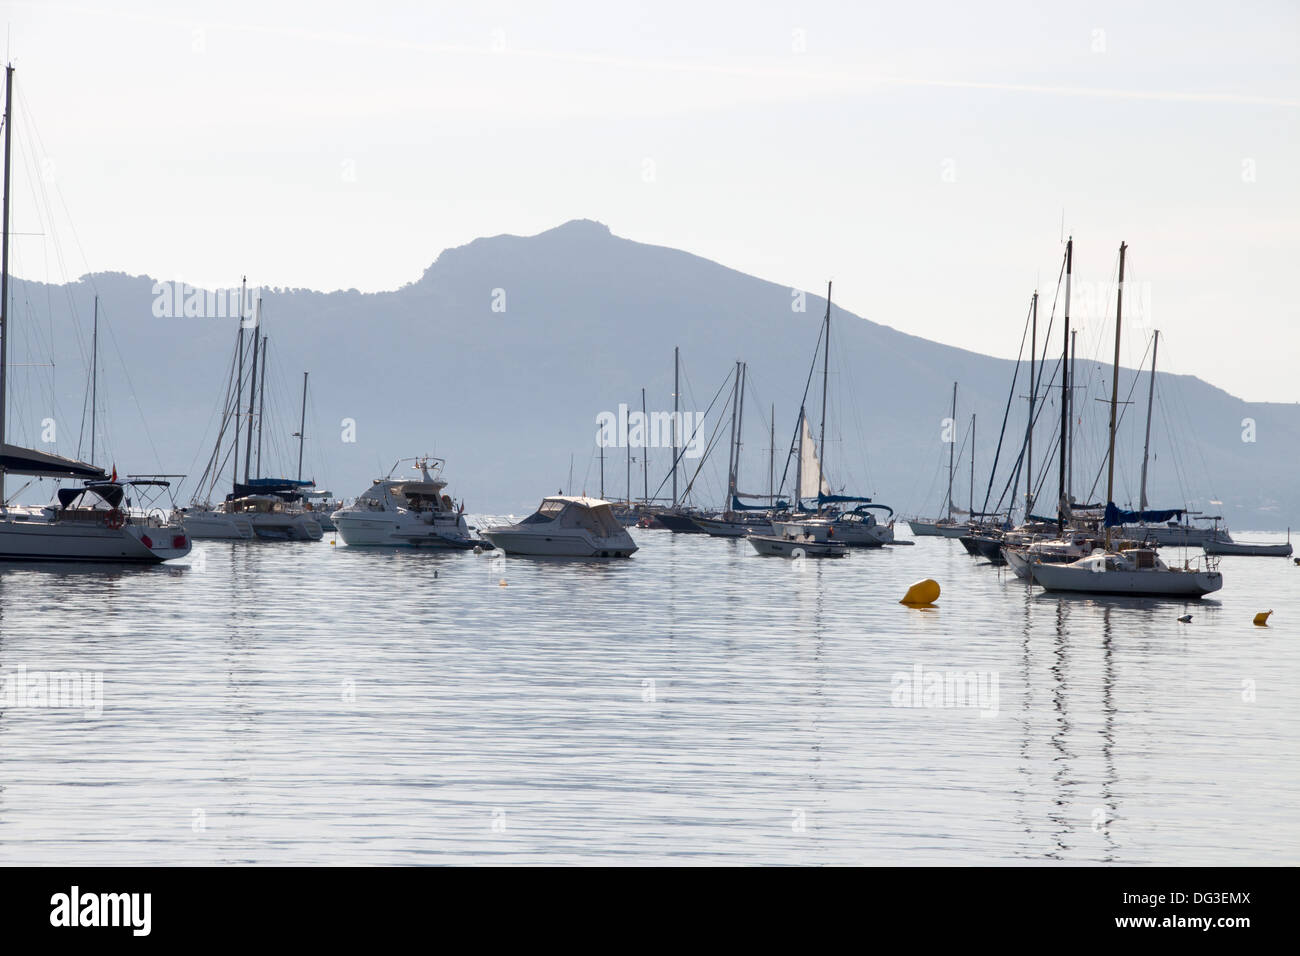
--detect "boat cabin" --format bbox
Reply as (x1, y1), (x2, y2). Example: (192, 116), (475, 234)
(520, 496), (624, 536)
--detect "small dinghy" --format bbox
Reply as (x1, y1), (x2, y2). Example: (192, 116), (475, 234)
(748, 531), (847, 558)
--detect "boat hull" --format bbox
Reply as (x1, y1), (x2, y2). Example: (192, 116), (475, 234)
(332, 511), (482, 549)
(1030, 562), (1223, 597)
(478, 529), (637, 558)
(693, 517), (772, 537)
(748, 534), (847, 558)
(1203, 541), (1292, 557)
(0, 516), (191, 563)
(183, 511), (255, 540)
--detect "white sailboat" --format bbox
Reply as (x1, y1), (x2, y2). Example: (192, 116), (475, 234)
(0, 65), (190, 564)
(776, 288), (897, 549)
(1028, 241), (1223, 598)
(183, 296), (321, 541)
(332, 457), (482, 549)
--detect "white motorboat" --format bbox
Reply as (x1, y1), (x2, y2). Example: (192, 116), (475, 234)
(332, 457), (483, 549)
(480, 496), (637, 557)
(1029, 548), (1223, 597)
(773, 504), (894, 548)
(749, 529), (847, 558)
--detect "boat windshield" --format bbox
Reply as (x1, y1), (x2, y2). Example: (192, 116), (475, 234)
(520, 499), (566, 524)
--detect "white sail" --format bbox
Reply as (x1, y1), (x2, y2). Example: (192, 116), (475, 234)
(799, 415), (830, 497)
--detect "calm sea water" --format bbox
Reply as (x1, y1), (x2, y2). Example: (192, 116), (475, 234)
(0, 524), (1295, 865)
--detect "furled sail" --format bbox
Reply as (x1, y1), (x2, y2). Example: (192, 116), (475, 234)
(798, 416), (830, 498)
(1104, 503), (1185, 528)
(0, 443), (105, 480)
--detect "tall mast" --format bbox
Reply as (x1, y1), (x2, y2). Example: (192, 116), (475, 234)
(640, 387), (648, 504)
(725, 362), (740, 507)
(242, 296), (262, 483)
(232, 276), (246, 488)
(672, 346), (679, 506)
(1104, 242), (1128, 549)
(625, 403), (631, 506)
(1026, 291), (1036, 516)
(1068, 328), (1077, 503)
(255, 335), (268, 478)
(734, 362), (747, 509)
(296, 370), (308, 482)
(599, 437), (605, 500)
(794, 406), (804, 509)
(769, 403), (775, 508)
(90, 296), (99, 465)
(946, 382), (956, 521)
(1057, 238), (1073, 532)
(969, 413), (976, 520)
(0, 65), (14, 501)
(817, 281), (831, 512)
(1139, 330), (1160, 513)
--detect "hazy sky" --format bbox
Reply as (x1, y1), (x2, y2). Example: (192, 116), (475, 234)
(2, 1), (1297, 400)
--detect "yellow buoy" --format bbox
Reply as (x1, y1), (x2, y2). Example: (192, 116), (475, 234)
(900, 578), (940, 607)
(1253, 610), (1273, 626)
(499, 579), (508, 587)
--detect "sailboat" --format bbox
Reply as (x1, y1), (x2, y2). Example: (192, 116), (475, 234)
(1028, 242), (1223, 597)
(907, 382), (968, 537)
(771, 283), (895, 547)
(0, 65), (190, 563)
(183, 296), (321, 541)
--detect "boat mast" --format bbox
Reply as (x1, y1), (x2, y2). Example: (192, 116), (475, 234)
(946, 382), (956, 521)
(1139, 331), (1158, 513)
(794, 406), (805, 509)
(296, 370), (308, 482)
(1104, 242), (1128, 549)
(242, 297), (262, 483)
(1026, 291), (1036, 517)
(90, 296), (99, 465)
(0, 65), (13, 501)
(1068, 328), (1076, 504)
(672, 346), (679, 506)
(969, 413), (976, 520)
(232, 276), (246, 489)
(255, 335), (268, 478)
(769, 403), (775, 509)
(599, 429), (605, 500)
(641, 387), (648, 504)
(1057, 238), (1073, 533)
(817, 281), (831, 513)
(625, 402), (631, 506)
(734, 363), (747, 510)
(725, 361), (739, 508)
